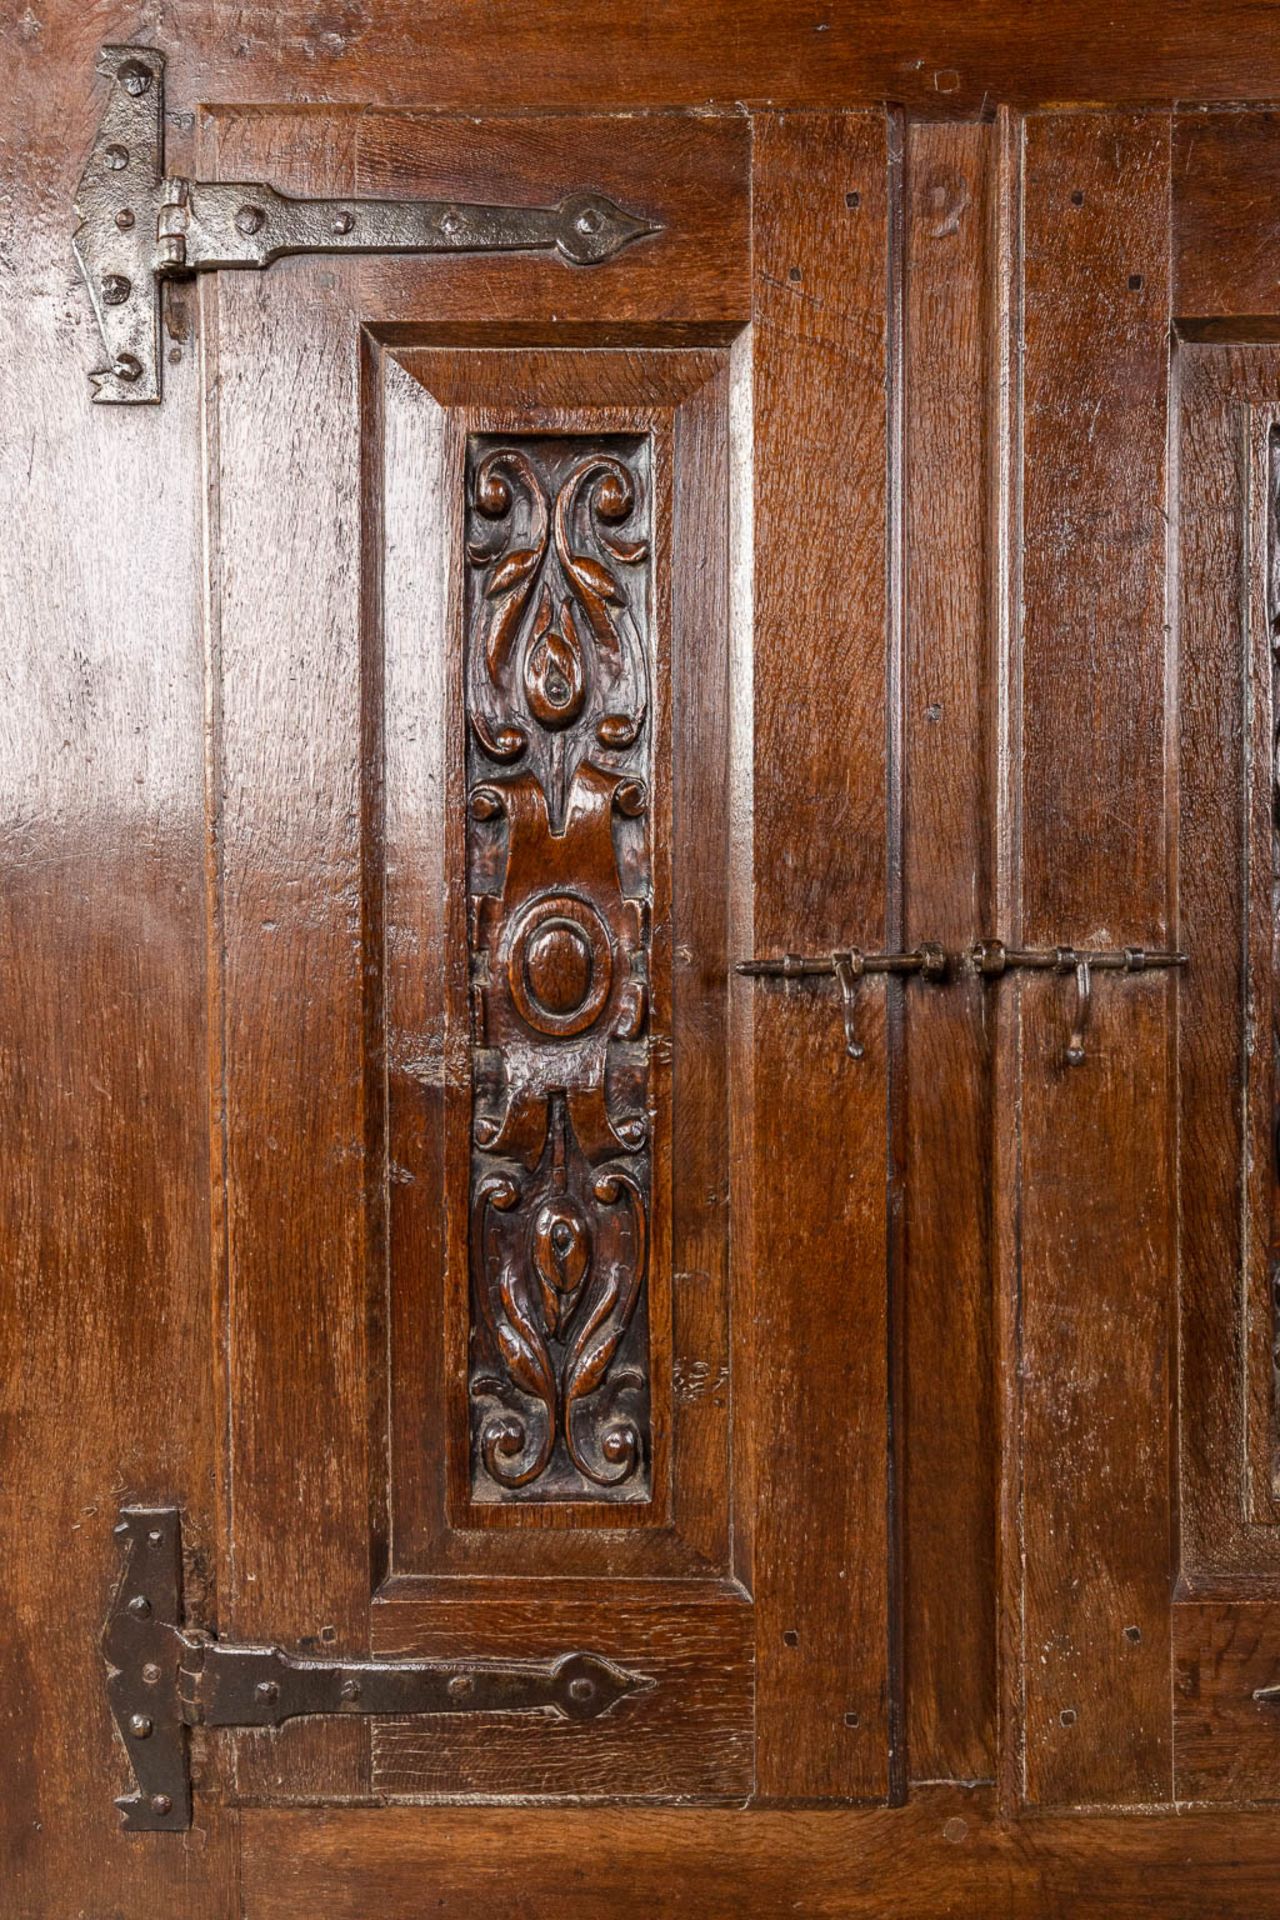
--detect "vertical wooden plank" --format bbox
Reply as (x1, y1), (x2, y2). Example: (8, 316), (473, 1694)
(0, 31), (239, 1917)
(748, 109), (896, 1800)
(1015, 111), (1175, 1806)
(204, 109), (373, 1797)
(1176, 346), (1280, 1580)
(902, 118), (996, 1785)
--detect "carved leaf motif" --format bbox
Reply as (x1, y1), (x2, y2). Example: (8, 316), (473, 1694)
(561, 550), (624, 606)
(497, 1266), (557, 1410)
(486, 547), (541, 598)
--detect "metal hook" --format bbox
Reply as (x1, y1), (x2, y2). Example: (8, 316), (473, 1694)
(830, 950), (866, 1059)
(1064, 955), (1092, 1067)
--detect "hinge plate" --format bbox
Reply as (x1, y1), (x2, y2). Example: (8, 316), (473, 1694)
(73, 45), (660, 404)
(103, 1507), (653, 1830)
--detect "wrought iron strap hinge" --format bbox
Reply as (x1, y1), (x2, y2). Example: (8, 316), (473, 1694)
(103, 1507), (652, 1831)
(74, 45), (660, 404)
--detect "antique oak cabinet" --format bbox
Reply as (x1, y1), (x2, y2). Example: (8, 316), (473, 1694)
(12, 4), (1280, 1915)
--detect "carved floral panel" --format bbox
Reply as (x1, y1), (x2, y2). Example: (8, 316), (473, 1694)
(465, 434), (653, 1503)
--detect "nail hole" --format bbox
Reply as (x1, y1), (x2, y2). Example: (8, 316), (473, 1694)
(1124, 1624), (1142, 1644)
(788, 266), (802, 283)
(783, 1629), (800, 1647)
(845, 190), (861, 209)
(1059, 1707), (1077, 1727)
(1128, 273), (1144, 290)
(844, 1710), (860, 1727)
(1070, 190), (1084, 206)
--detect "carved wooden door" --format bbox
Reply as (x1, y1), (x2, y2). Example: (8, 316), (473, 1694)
(16, 9), (1280, 1918)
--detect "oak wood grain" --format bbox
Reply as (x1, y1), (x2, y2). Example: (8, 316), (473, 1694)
(746, 109), (897, 1802)
(240, 1791), (1280, 1918)
(1175, 1600), (1280, 1802)
(1174, 112), (1280, 328)
(16, 3), (1280, 125)
(1176, 344), (1280, 1580)
(202, 103), (374, 1805)
(369, 1592), (752, 1799)
(902, 116), (997, 1788)
(1014, 111), (1176, 1808)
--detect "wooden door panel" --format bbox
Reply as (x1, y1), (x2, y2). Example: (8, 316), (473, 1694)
(746, 107), (900, 1802)
(902, 114), (998, 1787)
(380, 342), (733, 1571)
(1172, 341), (1280, 1801)
(195, 95), (902, 1811)
(22, 12), (1280, 1906)
(1002, 111), (1178, 1809)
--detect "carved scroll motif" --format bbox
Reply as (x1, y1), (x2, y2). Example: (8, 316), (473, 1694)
(465, 436), (652, 1502)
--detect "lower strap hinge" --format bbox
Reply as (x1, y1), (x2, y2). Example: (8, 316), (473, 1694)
(103, 1507), (653, 1831)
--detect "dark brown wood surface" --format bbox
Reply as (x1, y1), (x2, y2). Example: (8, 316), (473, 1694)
(16, 3), (1280, 1914)
(1175, 1601), (1280, 1802)
(238, 1793), (1280, 1918)
(1175, 342), (1280, 1585)
(17, 3), (1280, 122)
(745, 107), (899, 1803)
(902, 115), (997, 1789)
(1011, 111), (1176, 1810)
(1175, 112), (1280, 328)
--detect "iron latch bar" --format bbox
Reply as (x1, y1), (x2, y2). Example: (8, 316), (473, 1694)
(735, 945), (948, 1060)
(970, 940), (1188, 1065)
(74, 45), (661, 404)
(103, 1507), (652, 1831)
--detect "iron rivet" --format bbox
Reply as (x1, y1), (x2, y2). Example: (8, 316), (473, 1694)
(447, 1673), (473, 1697)
(129, 1714), (153, 1739)
(147, 1528), (164, 1544)
(234, 204), (265, 235)
(339, 1678), (361, 1701)
(118, 60), (153, 96)
(332, 210), (354, 235)
(127, 1594), (152, 1618)
(115, 208), (135, 230)
(142, 1663), (162, 1686)
(101, 274), (131, 306)
(104, 144), (129, 171)
(255, 1679), (279, 1704)
(150, 1794), (173, 1817)
(576, 205), (602, 236)
(112, 354), (142, 383)
(568, 1676), (595, 1702)
(441, 210), (464, 236)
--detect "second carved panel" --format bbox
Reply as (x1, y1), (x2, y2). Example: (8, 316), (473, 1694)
(466, 433), (654, 1503)
(382, 342), (740, 1570)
